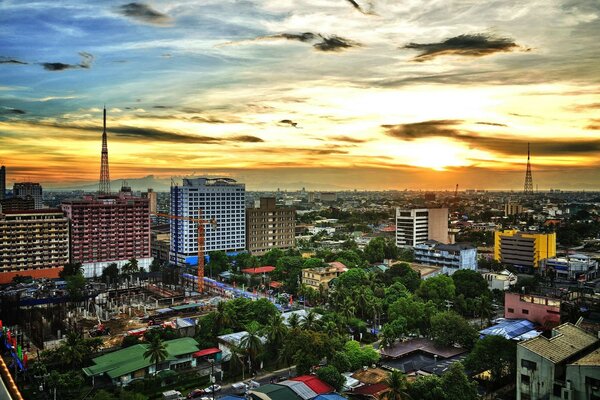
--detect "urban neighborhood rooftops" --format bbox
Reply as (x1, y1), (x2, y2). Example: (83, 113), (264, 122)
(379, 338), (467, 359)
(241, 266), (276, 274)
(520, 323), (598, 364)
(479, 319), (541, 341)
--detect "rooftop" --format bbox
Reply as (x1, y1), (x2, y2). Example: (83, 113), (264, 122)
(479, 319), (541, 341)
(379, 338), (467, 359)
(290, 375), (334, 395)
(241, 266), (275, 274)
(571, 348), (600, 366)
(519, 323), (598, 364)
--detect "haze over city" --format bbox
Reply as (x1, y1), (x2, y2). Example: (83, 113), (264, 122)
(1, 0), (599, 190)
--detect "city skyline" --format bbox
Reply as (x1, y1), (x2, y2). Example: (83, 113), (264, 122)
(1, 0), (600, 190)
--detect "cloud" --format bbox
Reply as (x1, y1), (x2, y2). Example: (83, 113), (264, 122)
(41, 52), (94, 71)
(0, 57), (28, 65)
(383, 120), (463, 139)
(330, 135), (366, 143)
(270, 33), (318, 43)
(279, 119), (299, 128)
(230, 135), (263, 143)
(118, 3), (171, 26)
(224, 33), (359, 52)
(344, 0), (375, 15)
(404, 33), (522, 62)
(0, 106), (26, 115)
(570, 103), (600, 112)
(314, 36), (360, 52)
(586, 119), (600, 130)
(475, 121), (508, 127)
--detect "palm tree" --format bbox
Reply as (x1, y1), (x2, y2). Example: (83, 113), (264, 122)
(240, 322), (264, 373)
(264, 314), (288, 350)
(144, 335), (168, 375)
(214, 301), (233, 333)
(287, 312), (301, 329)
(301, 310), (319, 331)
(381, 370), (411, 400)
(61, 332), (87, 368)
(476, 295), (493, 328)
(339, 296), (356, 321)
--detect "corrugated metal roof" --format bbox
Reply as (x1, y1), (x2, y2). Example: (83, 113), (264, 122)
(250, 384), (302, 400)
(277, 380), (318, 399)
(479, 319), (539, 340)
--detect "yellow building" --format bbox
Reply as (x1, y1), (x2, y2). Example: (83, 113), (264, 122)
(494, 230), (556, 269)
(301, 261), (348, 290)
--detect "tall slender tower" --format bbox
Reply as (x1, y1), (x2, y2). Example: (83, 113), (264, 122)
(99, 107), (111, 194)
(524, 142), (533, 195)
(0, 164), (6, 200)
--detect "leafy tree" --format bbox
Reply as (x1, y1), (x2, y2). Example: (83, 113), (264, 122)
(416, 275), (455, 306)
(388, 296), (437, 335)
(92, 390), (117, 400)
(263, 314), (288, 355)
(381, 370), (410, 400)
(440, 362), (478, 400)
(397, 247), (414, 262)
(294, 351), (320, 375)
(408, 375), (445, 400)
(149, 259), (162, 273)
(121, 335), (140, 348)
(383, 239), (400, 260)
(430, 312), (477, 349)
(121, 258), (139, 277)
(335, 249), (365, 268)
(66, 273), (86, 301)
(452, 270), (489, 299)
(61, 332), (88, 368)
(331, 351), (352, 373)
(301, 309), (320, 331)
(464, 335), (517, 384)
(303, 257), (328, 269)
(380, 317), (408, 347)
(337, 268), (368, 288)
(384, 263), (420, 292)
(261, 248), (285, 267)
(60, 262), (83, 279)
(143, 335), (168, 375)
(317, 365), (345, 391)
(102, 263), (119, 284)
(364, 237), (386, 263)
(207, 251), (228, 276)
(343, 340), (379, 370)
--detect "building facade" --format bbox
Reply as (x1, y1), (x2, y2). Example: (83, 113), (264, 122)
(505, 203), (524, 216)
(413, 241), (477, 274)
(61, 191), (152, 277)
(170, 178), (245, 266)
(0, 196), (35, 213)
(246, 197), (295, 256)
(13, 182), (43, 209)
(301, 261), (348, 290)
(144, 188), (157, 214)
(395, 208), (448, 247)
(505, 292), (561, 328)
(494, 230), (556, 270)
(0, 209), (69, 283)
(517, 323), (599, 400)
(483, 270), (518, 291)
(151, 224), (170, 264)
(0, 165), (5, 200)
(544, 254), (598, 281)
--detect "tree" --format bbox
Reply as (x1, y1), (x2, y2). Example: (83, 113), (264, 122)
(317, 365), (345, 391)
(121, 335), (140, 348)
(430, 311), (477, 349)
(343, 341), (379, 371)
(381, 370), (411, 400)
(143, 335), (168, 375)
(60, 262), (83, 279)
(452, 270), (489, 299)
(381, 317), (408, 347)
(92, 390), (117, 400)
(122, 258), (139, 277)
(261, 248), (285, 267)
(331, 351), (352, 373)
(416, 275), (455, 306)
(102, 263), (119, 284)
(301, 309), (320, 331)
(287, 312), (301, 329)
(207, 251), (228, 276)
(440, 362), (478, 400)
(384, 263), (420, 292)
(240, 321), (264, 371)
(149, 259), (162, 273)
(364, 237), (386, 263)
(408, 375), (445, 400)
(66, 273), (86, 301)
(61, 332), (88, 368)
(464, 335), (517, 384)
(388, 296), (437, 335)
(264, 314), (288, 354)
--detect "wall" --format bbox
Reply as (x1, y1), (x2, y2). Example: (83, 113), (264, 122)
(505, 292), (561, 327)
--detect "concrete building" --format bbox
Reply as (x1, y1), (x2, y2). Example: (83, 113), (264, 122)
(13, 182), (43, 209)
(170, 177), (245, 266)
(494, 230), (556, 270)
(0, 196), (35, 213)
(395, 208), (448, 247)
(413, 241), (477, 275)
(144, 188), (157, 214)
(0, 165), (5, 200)
(517, 323), (599, 400)
(151, 224), (170, 264)
(0, 209), (69, 283)
(483, 269), (518, 291)
(544, 254), (598, 281)
(505, 292), (561, 328)
(246, 197), (295, 256)
(505, 203), (524, 216)
(320, 192), (337, 202)
(301, 261), (348, 290)
(61, 190), (152, 278)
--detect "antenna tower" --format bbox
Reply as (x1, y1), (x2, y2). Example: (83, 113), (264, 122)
(99, 107), (111, 194)
(524, 143), (533, 195)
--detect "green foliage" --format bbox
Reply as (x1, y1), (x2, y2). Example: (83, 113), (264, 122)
(261, 248), (285, 266)
(343, 340), (379, 371)
(430, 311), (477, 349)
(388, 296), (437, 335)
(440, 362), (478, 400)
(396, 247), (414, 262)
(149, 259), (162, 273)
(381, 370), (410, 400)
(121, 335), (140, 348)
(274, 256), (305, 292)
(416, 275), (455, 306)
(330, 351), (352, 373)
(60, 262), (83, 279)
(207, 251), (229, 276)
(66, 272), (86, 301)
(381, 317), (407, 347)
(121, 258), (139, 277)
(143, 335), (168, 373)
(452, 269), (489, 299)
(455, 230), (493, 246)
(282, 329), (341, 370)
(364, 237), (386, 263)
(383, 263), (420, 292)
(240, 321), (265, 368)
(92, 390), (117, 400)
(337, 268), (368, 288)
(102, 263), (120, 283)
(408, 375), (445, 400)
(464, 335), (517, 383)
(478, 257), (503, 272)
(317, 365), (345, 391)
(334, 249), (365, 268)
(303, 257), (328, 269)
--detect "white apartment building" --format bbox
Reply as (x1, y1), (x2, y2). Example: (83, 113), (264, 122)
(395, 208), (448, 247)
(170, 178), (245, 265)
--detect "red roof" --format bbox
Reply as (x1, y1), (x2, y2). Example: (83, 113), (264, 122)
(193, 348), (221, 358)
(351, 382), (389, 396)
(269, 281), (283, 288)
(290, 375), (334, 394)
(241, 266), (275, 274)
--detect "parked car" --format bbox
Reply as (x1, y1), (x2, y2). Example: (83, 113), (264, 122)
(163, 390), (185, 400)
(232, 382), (248, 395)
(202, 384), (221, 394)
(186, 389), (205, 399)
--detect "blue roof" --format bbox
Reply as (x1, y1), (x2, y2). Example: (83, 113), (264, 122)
(314, 395), (347, 400)
(479, 319), (540, 340)
(218, 396), (245, 400)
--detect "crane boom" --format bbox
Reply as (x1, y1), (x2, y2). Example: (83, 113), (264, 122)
(151, 211), (216, 293)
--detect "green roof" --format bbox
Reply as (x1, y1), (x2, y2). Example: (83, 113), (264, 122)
(250, 384), (302, 400)
(170, 303), (204, 311)
(83, 337), (199, 379)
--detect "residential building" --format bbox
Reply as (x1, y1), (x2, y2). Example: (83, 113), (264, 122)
(413, 241), (477, 274)
(408, 263), (443, 279)
(144, 188), (157, 214)
(170, 177), (245, 266)
(494, 230), (556, 270)
(517, 323), (599, 400)
(151, 224), (170, 264)
(505, 203), (524, 216)
(544, 254), (598, 281)
(0, 209), (69, 283)
(395, 208), (448, 247)
(505, 292), (561, 328)
(0, 165), (5, 200)
(320, 192), (337, 202)
(301, 261), (348, 290)
(246, 197), (295, 256)
(483, 269), (518, 291)
(83, 337), (207, 386)
(13, 182), (43, 209)
(61, 190), (152, 278)
(0, 196), (35, 213)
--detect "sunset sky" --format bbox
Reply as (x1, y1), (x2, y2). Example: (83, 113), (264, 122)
(1, 0), (599, 190)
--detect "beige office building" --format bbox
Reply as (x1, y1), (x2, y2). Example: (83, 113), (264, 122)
(246, 197), (295, 255)
(395, 208), (448, 247)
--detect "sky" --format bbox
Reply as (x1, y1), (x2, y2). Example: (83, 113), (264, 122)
(1, 0), (599, 191)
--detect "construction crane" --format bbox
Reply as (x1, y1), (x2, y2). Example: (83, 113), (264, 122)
(151, 210), (216, 293)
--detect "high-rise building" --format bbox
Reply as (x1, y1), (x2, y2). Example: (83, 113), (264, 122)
(145, 188), (157, 214)
(13, 182), (43, 209)
(320, 192), (337, 202)
(0, 209), (69, 283)
(494, 229), (556, 270)
(246, 197), (295, 255)
(0, 165), (5, 200)
(61, 190), (152, 278)
(170, 177), (245, 265)
(0, 196), (35, 213)
(395, 208), (448, 247)
(505, 203), (524, 216)
(413, 241), (477, 274)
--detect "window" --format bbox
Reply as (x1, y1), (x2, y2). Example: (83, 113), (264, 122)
(521, 359), (537, 370)
(508, 308), (515, 313)
(521, 374), (531, 385)
(523, 309), (529, 314)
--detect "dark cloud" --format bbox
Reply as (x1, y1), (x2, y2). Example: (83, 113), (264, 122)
(270, 32), (318, 42)
(230, 135), (263, 143)
(571, 103), (600, 112)
(153, 105), (169, 109)
(586, 119), (600, 130)
(344, 0), (375, 15)
(382, 119), (600, 156)
(404, 33), (522, 62)
(41, 52), (94, 71)
(279, 119), (299, 128)
(314, 35), (360, 52)
(476, 121), (508, 127)
(118, 3), (171, 25)
(331, 135), (366, 143)
(0, 107), (26, 115)
(0, 57), (28, 65)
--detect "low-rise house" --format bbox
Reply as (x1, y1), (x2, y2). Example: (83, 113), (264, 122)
(408, 263), (443, 280)
(483, 269), (518, 291)
(413, 241), (477, 275)
(83, 337), (201, 386)
(544, 254), (598, 281)
(505, 292), (561, 329)
(217, 331), (267, 362)
(301, 262), (347, 291)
